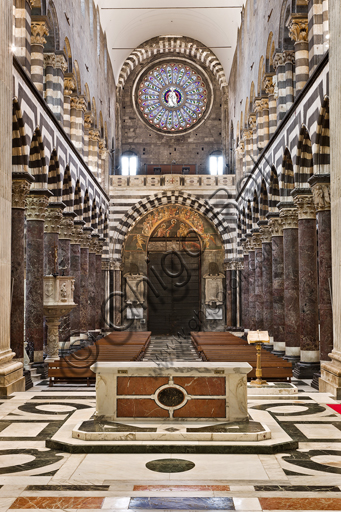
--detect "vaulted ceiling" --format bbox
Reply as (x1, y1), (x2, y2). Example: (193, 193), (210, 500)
(94, 0), (245, 84)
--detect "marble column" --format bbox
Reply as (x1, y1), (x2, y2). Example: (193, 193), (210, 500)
(44, 204), (64, 276)
(268, 215), (285, 355)
(310, 176), (333, 362)
(80, 227), (92, 336)
(254, 99), (263, 150)
(259, 223), (273, 345)
(58, 212), (76, 345)
(30, 21), (49, 95)
(273, 52), (286, 122)
(25, 191), (51, 363)
(261, 98), (270, 147)
(241, 240), (249, 330)
(88, 234), (99, 332)
(320, 0), (341, 396)
(224, 261), (233, 328)
(288, 16), (309, 94)
(284, 51), (295, 111)
(279, 205), (300, 362)
(96, 238), (105, 331)
(247, 235), (256, 330)
(113, 260), (123, 328)
(293, 192), (320, 378)
(263, 74), (277, 136)
(63, 74), (76, 136)
(11, 174), (34, 362)
(0, 0), (25, 394)
(252, 230), (263, 330)
(69, 220), (84, 342)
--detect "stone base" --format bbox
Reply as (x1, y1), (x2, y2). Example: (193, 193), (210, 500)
(320, 360), (341, 399)
(293, 362), (320, 380)
(283, 355), (299, 364)
(0, 361), (25, 395)
(311, 372), (320, 390)
(31, 361), (49, 380)
(247, 383), (298, 395)
(263, 344), (274, 352)
(24, 369), (33, 390)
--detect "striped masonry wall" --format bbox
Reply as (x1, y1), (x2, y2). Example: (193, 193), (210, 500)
(274, 53), (287, 122)
(261, 98), (270, 147)
(285, 52), (295, 110)
(268, 94), (277, 136)
(295, 41), (310, 93)
(14, 0), (31, 74)
(308, 0), (324, 73)
(30, 21), (48, 95)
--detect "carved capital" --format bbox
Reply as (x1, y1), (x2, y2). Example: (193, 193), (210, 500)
(259, 224), (272, 243)
(263, 75), (275, 96)
(260, 98), (269, 110)
(273, 52), (285, 70)
(102, 260), (111, 271)
(31, 21), (49, 46)
(59, 215), (74, 240)
(44, 53), (55, 68)
(96, 238), (105, 256)
(64, 76), (76, 96)
(113, 260), (123, 271)
(248, 114), (256, 131)
(293, 194), (316, 220)
(99, 139), (107, 157)
(242, 130), (253, 141)
(84, 112), (94, 130)
(70, 96), (87, 112)
(70, 224), (84, 245)
(80, 230), (92, 249)
(26, 194), (49, 221)
(44, 207), (64, 234)
(288, 17), (309, 43)
(284, 50), (295, 65)
(311, 182), (331, 212)
(254, 99), (263, 114)
(55, 54), (68, 73)
(279, 207), (298, 229)
(89, 129), (100, 142)
(252, 232), (263, 249)
(12, 179), (31, 209)
(268, 217), (283, 237)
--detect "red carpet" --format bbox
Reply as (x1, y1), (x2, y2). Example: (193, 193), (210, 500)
(327, 404), (341, 414)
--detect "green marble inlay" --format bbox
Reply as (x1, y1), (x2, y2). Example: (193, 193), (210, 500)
(146, 458), (195, 473)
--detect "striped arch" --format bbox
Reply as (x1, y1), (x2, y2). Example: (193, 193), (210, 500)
(259, 179), (269, 221)
(91, 199), (98, 232)
(252, 189), (259, 229)
(269, 166), (280, 211)
(246, 200), (252, 233)
(241, 207), (247, 237)
(280, 147), (294, 200)
(98, 206), (104, 237)
(113, 191), (237, 260)
(315, 96), (330, 174)
(48, 149), (62, 199)
(74, 179), (83, 219)
(12, 98), (29, 172)
(29, 128), (47, 188)
(117, 36), (228, 91)
(295, 125), (313, 188)
(83, 190), (91, 226)
(103, 213), (109, 239)
(62, 166), (74, 211)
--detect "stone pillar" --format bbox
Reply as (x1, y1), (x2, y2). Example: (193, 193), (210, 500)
(248, 114), (257, 162)
(241, 240), (249, 330)
(89, 129), (100, 180)
(102, 260), (111, 330)
(293, 192), (320, 378)
(254, 98), (263, 150)
(113, 260), (123, 328)
(69, 220), (84, 342)
(268, 215), (285, 355)
(84, 112), (93, 165)
(273, 52), (287, 122)
(59, 212), (76, 345)
(30, 21), (49, 95)
(261, 98), (270, 147)
(54, 54), (67, 123)
(44, 204), (64, 276)
(279, 205), (300, 361)
(25, 191), (50, 362)
(310, 176), (333, 362)
(96, 239), (105, 331)
(308, 0), (324, 73)
(44, 53), (55, 111)
(263, 75), (277, 136)
(224, 261), (233, 328)
(70, 96), (87, 155)
(243, 130), (253, 173)
(13, 0), (32, 74)
(259, 223), (273, 345)
(288, 16), (309, 94)
(80, 227), (92, 336)
(88, 234), (99, 332)
(247, 235), (256, 330)
(252, 230), (263, 330)
(322, 0), (329, 49)
(11, 174), (34, 361)
(284, 51), (295, 111)
(63, 74), (76, 136)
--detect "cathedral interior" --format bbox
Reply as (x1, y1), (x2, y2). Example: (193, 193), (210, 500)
(1, 0), (341, 510)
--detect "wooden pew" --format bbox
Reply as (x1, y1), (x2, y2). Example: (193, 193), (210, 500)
(48, 331), (151, 386)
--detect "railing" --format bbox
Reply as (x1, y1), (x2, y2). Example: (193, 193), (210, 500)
(110, 174), (236, 189)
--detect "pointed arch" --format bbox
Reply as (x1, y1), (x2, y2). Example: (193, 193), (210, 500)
(250, 82), (255, 112)
(269, 166), (280, 211)
(296, 126), (313, 188)
(48, 149), (62, 199)
(46, 0), (60, 52)
(280, 148), (294, 200)
(62, 166), (74, 211)
(259, 179), (269, 221)
(12, 98), (29, 172)
(252, 189), (259, 228)
(29, 128), (47, 188)
(246, 199), (252, 233)
(92, 97), (97, 128)
(83, 189), (91, 226)
(315, 96), (330, 174)
(91, 198), (98, 231)
(244, 98), (249, 129)
(74, 180), (83, 219)
(84, 83), (91, 111)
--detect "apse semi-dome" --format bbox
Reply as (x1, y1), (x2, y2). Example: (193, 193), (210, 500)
(135, 61), (212, 135)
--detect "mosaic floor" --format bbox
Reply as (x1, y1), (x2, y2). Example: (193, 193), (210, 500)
(1, 378), (341, 511)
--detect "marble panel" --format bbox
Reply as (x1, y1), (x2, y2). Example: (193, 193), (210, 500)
(259, 497), (341, 510)
(9, 496), (104, 508)
(128, 496), (235, 509)
(173, 377), (226, 396)
(117, 399), (169, 418)
(173, 399), (226, 418)
(0, 423), (49, 437)
(117, 377), (169, 395)
(295, 424), (341, 440)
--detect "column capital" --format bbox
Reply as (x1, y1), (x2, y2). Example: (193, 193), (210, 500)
(248, 114), (256, 130)
(44, 204), (65, 234)
(12, 175), (34, 209)
(70, 221), (85, 245)
(26, 192), (50, 221)
(80, 227), (93, 249)
(284, 50), (295, 65)
(251, 230), (263, 249)
(259, 224), (272, 243)
(263, 74), (275, 96)
(89, 129), (101, 142)
(31, 21), (49, 46)
(89, 234), (100, 253)
(293, 193), (316, 220)
(55, 54), (68, 73)
(279, 205), (299, 229)
(84, 112), (94, 130)
(268, 216), (284, 237)
(309, 176), (331, 212)
(59, 215), (75, 240)
(254, 98), (263, 114)
(273, 52), (286, 70)
(102, 260), (111, 271)
(44, 53), (55, 67)
(288, 15), (309, 43)
(64, 74), (76, 96)
(96, 237), (105, 256)
(113, 260), (123, 271)
(260, 97), (269, 110)
(70, 95), (87, 112)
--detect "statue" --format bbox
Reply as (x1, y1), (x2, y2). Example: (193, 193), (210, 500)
(167, 87), (178, 108)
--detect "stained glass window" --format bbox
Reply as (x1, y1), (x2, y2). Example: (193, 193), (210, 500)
(137, 63), (208, 133)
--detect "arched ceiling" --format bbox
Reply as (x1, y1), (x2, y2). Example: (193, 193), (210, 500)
(94, 0), (245, 85)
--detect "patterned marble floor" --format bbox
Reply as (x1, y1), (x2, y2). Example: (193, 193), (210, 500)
(1, 378), (341, 511)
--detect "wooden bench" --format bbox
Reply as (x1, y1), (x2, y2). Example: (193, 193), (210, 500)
(48, 331), (151, 386)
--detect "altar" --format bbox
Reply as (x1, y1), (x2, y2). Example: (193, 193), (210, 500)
(91, 361), (252, 422)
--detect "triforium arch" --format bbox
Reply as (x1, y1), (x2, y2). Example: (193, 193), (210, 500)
(113, 191), (237, 262)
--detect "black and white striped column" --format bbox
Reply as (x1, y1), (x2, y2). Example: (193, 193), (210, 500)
(254, 98), (263, 150)
(322, 0), (329, 50)
(89, 129), (100, 180)
(30, 21), (49, 95)
(63, 74), (76, 136)
(44, 53), (55, 111)
(308, 0), (324, 73)
(70, 96), (86, 154)
(54, 54), (67, 123)
(261, 98), (270, 147)
(288, 16), (309, 94)
(14, 0), (32, 74)
(264, 74), (277, 136)
(284, 51), (295, 111)
(273, 52), (286, 122)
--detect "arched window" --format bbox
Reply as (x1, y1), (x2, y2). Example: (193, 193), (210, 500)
(209, 151), (224, 175)
(121, 152), (138, 176)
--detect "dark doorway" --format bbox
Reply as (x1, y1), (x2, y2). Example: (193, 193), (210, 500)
(147, 245), (200, 335)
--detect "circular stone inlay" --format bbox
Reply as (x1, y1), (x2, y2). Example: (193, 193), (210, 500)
(157, 387), (185, 407)
(0, 454), (35, 469)
(146, 458), (195, 473)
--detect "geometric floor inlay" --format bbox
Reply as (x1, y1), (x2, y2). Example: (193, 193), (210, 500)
(145, 458), (195, 473)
